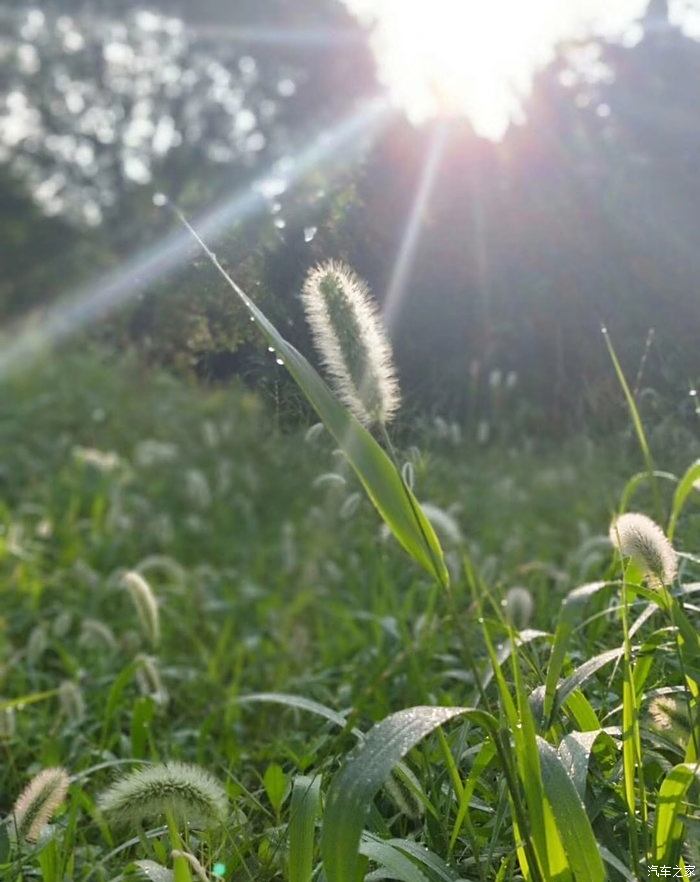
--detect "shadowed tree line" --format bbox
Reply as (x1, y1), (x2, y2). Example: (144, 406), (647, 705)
(1, 0), (698, 432)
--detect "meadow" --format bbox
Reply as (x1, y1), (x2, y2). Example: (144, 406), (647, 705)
(1, 330), (699, 881)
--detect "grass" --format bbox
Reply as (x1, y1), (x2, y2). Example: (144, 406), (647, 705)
(1, 346), (699, 881)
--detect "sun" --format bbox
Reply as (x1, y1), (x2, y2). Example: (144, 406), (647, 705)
(344, 0), (651, 140)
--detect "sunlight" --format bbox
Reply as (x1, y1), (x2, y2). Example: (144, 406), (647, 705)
(382, 124), (447, 330)
(345, 0), (652, 139)
(0, 96), (391, 378)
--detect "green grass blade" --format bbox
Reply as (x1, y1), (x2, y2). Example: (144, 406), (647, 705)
(537, 738), (606, 882)
(543, 582), (610, 726)
(175, 212), (449, 585)
(237, 692), (350, 730)
(668, 459), (700, 541)
(320, 705), (497, 882)
(652, 762), (700, 865)
(602, 328), (660, 519)
(534, 647), (624, 722)
(289, 775), (321, 882)
(381, 837), (461, 882)
(557, 729), (619, 801)
(359, 836), (429, 882)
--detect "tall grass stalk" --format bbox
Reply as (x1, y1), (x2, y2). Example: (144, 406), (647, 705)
(603, 328), (662, 522)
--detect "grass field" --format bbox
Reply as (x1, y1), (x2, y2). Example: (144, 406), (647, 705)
(1, 347), (699, 882)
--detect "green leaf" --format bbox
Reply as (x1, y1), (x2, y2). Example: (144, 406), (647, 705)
(320, 705), (497, 882)
(0, 688), (59, 713)
(359, 836), (429, 882)
(667, 459), (700, 540)
(131, 861), (174, 882)
(179, 218), (449, 585)
(263, 763), (289, 814)
(652, 762), (700, 865)
(533, 647), (624, 723)
(131, 696), (155, 759)
(237, 692), (349, 730)
(377, 836), (460, 882)
(289, 775), (321, 882)
(557, 729), (619, 801)
(537, 737), (606, 882)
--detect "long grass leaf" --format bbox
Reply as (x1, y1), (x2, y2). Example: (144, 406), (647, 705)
(320, 705), (497, 882)
(652, 762), (700, 865)
(537, 738), (606, 882)
(173, 209), (449, 585)
(289, 776), (321, 882)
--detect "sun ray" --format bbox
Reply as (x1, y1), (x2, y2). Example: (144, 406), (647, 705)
(0, 96), (392, 379)
(382, 122), (447, 330)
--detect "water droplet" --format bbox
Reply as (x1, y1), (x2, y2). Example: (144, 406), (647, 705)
(274, 217), (286, 229)
(267, 346), (275, 352)
(249, 316), (256, 322)
(690, 389), (698, 397)
(275, 357), (284, 366)
(152, 192), (167, 207)
(600, 325), (608, 334)
(304, 225), (317, 243)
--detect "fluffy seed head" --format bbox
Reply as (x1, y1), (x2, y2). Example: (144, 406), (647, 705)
(12, 767), (70, 841)
(504, 586), (534, 630)
(79, 617), (118, 651)
(98, 762), (228, 829)
(648, 693), (691, 747)
(135, 653), (169, 707)
(609, 513), (677, 587)
(123, 570), (160, 647)
(58, 679), (86, 723)
(301, 260), (400, 426)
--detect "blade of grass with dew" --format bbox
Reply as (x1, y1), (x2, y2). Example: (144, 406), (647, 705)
(132, 861), (174, 882)
(359, 837), (430, 882)
(0, 688), (59, 713)
(533, 647), (625, 723)
(237, 692), (350, 730)
(170, 206), (449, 586)
(289, 775), (321, 882)
(651, 762), (700, 865)
(536, 738), (606, 882)
(319, 705), (498, 882)
(557, 729), (619, 801)
(376, 836), (461, 882)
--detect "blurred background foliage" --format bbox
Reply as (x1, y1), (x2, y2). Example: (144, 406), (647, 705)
(1, 0), (698, 432)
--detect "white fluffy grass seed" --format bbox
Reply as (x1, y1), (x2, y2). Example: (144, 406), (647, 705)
(301, 260), (400, 427)
(609, 512), (677, 587)
(12, 767), (70, 841)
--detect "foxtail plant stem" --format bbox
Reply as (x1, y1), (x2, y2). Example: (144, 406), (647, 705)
(603, 328), (663, 524)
